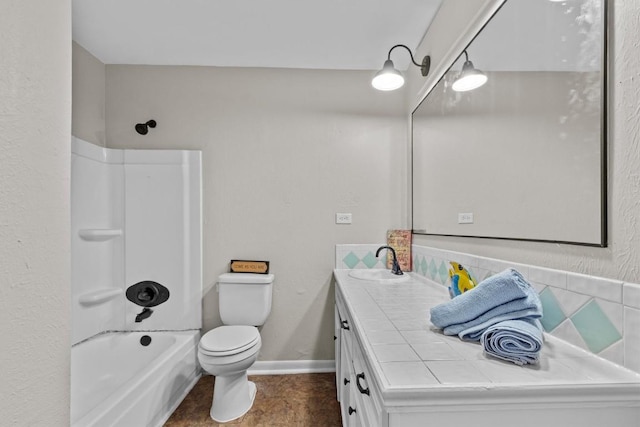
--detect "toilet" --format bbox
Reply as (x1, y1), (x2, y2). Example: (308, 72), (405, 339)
(197, 273), (274, 423)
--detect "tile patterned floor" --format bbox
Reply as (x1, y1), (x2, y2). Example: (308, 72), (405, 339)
(164, 373), (342, 426)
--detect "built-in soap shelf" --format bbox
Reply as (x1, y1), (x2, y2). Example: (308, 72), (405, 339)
(78, 229), (123, 241)
(78, 288), (122, 306)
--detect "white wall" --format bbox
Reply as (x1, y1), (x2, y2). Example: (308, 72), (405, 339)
(409, 0), (640, 284)
(105, 66), (407, 360)
(0, 0), (71, 425)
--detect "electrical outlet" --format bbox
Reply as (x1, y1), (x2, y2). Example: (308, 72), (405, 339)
(458, 212), (474, 224)
(336, 213), (352, 224)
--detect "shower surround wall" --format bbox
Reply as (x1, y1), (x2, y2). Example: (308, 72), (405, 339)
(71, 137), (202, 343)
(71, 137), (202, 426)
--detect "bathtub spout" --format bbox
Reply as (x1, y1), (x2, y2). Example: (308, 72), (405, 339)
(135, 307), (153, 323)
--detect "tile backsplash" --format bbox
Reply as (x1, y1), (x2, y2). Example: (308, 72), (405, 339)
(335, 243), (640, 373)
(335, 244), (390, 270)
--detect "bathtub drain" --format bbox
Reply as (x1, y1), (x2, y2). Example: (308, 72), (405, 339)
(140, 335), (152, 346)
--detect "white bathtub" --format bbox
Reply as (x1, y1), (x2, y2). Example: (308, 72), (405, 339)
(71, 330), (200, 427)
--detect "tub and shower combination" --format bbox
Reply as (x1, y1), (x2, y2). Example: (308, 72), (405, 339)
(70, 138), (202, 426)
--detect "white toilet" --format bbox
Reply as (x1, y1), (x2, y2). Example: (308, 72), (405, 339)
(197, 273), (274, 423)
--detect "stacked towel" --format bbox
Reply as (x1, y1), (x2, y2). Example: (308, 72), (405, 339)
(481, 318), (543, 365)
(430, 268), (542, 346)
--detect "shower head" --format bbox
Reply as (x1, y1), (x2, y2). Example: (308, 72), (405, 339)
(135, 119), (157, 135)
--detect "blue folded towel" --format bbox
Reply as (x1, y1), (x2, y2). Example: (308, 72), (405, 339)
(430, 268), (542, 341)
(481, 318), (543, 365)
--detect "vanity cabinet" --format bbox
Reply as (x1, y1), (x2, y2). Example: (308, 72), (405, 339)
(334, 305), (342, 402)
(335, 289), (383, 427)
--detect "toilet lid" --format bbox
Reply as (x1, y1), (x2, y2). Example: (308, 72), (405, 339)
(200, 325), (260, 356)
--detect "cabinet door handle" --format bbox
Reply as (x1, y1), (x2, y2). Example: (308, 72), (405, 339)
(343, 377), (350, 385)
(341, 320), (350, 330)
(355, 372), (370, 396)
(348, 406), (356, 415)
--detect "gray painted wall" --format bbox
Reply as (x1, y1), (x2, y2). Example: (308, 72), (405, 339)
(104, 65), (408, 360)
(0, 0), (71, 425)
(72, 42), (106, 146)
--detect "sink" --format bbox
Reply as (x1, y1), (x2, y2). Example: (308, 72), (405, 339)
(348, 269), (411, 284)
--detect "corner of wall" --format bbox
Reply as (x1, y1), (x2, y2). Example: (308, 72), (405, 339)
(406, 0), (505, 111)
(72, 41), (107, 146)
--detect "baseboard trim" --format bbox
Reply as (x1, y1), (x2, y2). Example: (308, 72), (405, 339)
(248, 360), (336, 375)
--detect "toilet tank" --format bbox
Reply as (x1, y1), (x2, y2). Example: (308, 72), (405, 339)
(218, 273), (274, 326)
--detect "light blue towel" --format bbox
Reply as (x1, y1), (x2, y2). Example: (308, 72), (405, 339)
(481, 318), (543, 365)
(430, 268), (542, 341)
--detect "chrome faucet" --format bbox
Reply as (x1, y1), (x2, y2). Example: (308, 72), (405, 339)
(375, 245), (403, 275)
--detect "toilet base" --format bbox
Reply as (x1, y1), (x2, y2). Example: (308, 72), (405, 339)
(210, 372), (257, 423)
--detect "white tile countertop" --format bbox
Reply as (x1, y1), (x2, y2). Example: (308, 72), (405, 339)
(333, 269), (640, 409)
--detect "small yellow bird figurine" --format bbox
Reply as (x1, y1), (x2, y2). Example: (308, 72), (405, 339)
(448, 261), (477, 298)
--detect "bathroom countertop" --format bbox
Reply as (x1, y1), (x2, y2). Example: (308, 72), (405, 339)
(333, 269), (640, 408)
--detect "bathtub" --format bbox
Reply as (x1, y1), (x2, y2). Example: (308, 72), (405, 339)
(71, 330), (201, 427)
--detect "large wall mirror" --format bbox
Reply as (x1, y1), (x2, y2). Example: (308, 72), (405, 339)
(412, 0), (607, 246)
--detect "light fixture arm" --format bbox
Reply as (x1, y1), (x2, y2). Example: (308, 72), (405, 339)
(386, 44), (430, 77)
(463, 50), (469, 62)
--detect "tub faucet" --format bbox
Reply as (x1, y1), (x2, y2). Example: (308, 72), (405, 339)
(375, 245), (403, 275)
(135, 307), (153, 323)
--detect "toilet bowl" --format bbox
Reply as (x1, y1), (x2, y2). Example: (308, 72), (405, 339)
(197, 273), (274, 422)
(198, 325), (262, 422)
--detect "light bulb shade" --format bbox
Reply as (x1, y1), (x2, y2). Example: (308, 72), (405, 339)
(371, 59), (405, 91)
(452, 60), (488, 92)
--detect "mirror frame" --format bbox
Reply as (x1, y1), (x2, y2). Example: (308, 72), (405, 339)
(410, 0), (608, 247)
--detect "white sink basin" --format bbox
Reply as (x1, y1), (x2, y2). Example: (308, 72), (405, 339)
(348, 269), (411, 284)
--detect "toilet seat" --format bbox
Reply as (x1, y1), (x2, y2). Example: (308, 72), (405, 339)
(199, 325), (260, 356)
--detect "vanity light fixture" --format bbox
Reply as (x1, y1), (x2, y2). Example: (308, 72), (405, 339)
(451, 50), (487, 92)
(371, 44), (430, 91)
